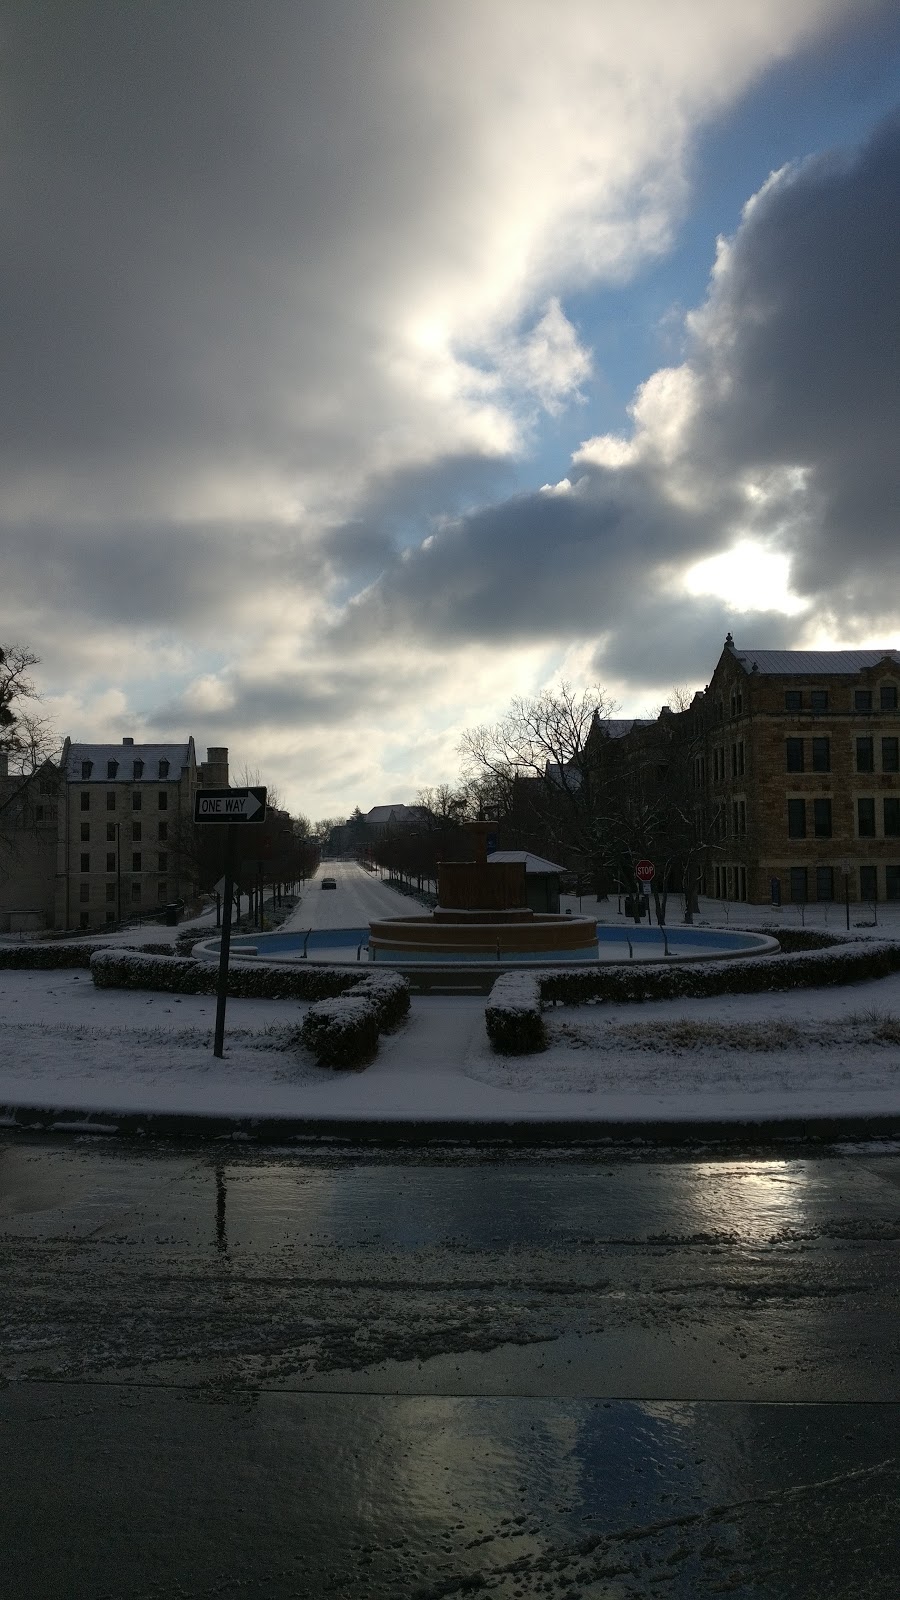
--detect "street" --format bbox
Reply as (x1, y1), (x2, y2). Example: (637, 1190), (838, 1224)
(2, 1134), (900, 1595)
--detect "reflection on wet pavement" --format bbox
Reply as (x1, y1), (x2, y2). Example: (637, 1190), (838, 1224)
(2, 1135), (900, 1594)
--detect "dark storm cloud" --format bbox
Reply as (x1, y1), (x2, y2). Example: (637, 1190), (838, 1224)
(329, 109), (900, 684)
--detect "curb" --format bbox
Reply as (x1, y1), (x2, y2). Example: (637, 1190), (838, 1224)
(3, 1103), (900, 1146)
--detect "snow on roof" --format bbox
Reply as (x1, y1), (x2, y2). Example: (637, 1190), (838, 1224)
(66, 741), (193, 781)
(487, 850), (566, 874)
(732, 649), (900, 676)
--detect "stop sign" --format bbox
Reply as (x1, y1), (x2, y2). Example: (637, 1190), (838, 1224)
(635, 859), (655, 882)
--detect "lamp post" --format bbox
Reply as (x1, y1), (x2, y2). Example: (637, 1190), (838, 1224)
(838, 859), (852, 931)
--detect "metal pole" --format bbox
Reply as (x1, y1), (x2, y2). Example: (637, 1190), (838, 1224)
(213, 826), (235, 1059)
(845, 875), (850, 931)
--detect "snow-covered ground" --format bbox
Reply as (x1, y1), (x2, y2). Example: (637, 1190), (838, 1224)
(2, 954), (900, 1125)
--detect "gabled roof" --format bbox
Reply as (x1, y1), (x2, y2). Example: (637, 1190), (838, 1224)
(487, 850), (565, 874)
(65, 741), (194, 781)
(731, 648), (900, 676)
(365, 803), (429, 826)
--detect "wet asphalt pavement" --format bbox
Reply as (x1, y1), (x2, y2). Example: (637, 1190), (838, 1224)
(2, 1134), (900, 1596)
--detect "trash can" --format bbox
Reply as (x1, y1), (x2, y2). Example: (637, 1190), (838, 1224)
(164, 903), (179, 926)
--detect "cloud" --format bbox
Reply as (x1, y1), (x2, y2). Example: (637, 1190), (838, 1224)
(330, 109), (900, 697)
(0, 0), (885, 809)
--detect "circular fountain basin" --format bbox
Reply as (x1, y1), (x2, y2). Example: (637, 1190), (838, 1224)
(193, 922), (779, 968)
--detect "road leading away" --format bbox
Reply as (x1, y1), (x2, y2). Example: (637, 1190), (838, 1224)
(283, 856), (418, 932)
(2, 1135), (900, 1596)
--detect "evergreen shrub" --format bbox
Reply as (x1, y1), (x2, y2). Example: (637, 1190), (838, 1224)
(300, 995), (380, 1067)
(485, 974), (546, 1054)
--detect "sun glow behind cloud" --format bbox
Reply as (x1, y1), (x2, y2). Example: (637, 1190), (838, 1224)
(683, 541), (809, 617)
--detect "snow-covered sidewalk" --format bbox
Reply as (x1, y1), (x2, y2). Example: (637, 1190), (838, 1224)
(2, 962), (900, 1128)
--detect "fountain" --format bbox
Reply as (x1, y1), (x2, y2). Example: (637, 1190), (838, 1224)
(368, 820), (599, 964)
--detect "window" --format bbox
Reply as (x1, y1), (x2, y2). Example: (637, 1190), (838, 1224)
(860, 864), (878, 901)
(133, 759), (144, 779)
(885, 799), (900, 837)
(887, 866), (900, 901)
(106, 790), (116, 810)
(158, 821), (168, 842)
(80, 791), (91, 811)
(880, 685), (898, 711)
(158, 790), (168, 811)
(855, 689), (873, 712)
(730, 741), (745, 777)
(79, 912), (90, 930)
(158, 759), (169, 778)
(35, 805), (44, 822)
(158, 852), (168, 872)
(106, 822), (116, 842)
(79, 882), (90, 902)
(132, 821), (142, 842)
(157, 881), (168, 901)
(730, 689), (743, 718)
(132, 851), (142, 871)
(131, 881), (141, 902)
(80, 851), (90, 871)
(810, 690), (829, 713)
(106, 852), (115, 871)
(105, 883), (115, 902)
(132, 791), (142, 811)
(107, 760), (118, 779)
(815, 866), (834, 901)
(731, 800), (746, 837)
(785, 690), (802, 711)
(80, 822), (90, 842)
(81, 760), (93, 779)
(789, 867), (808, 903)
(788, 799), (806, 838)
(813, 799), (832, 838)
(106, 911), (115, 924)
(858, 798), (876, 837)
(812, 737), (830, 773)
(786, 739), (804, 773)
(856, 737), (874, 773)
(882, 737), (899, 773)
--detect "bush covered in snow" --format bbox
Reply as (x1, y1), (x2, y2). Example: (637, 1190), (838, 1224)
(0, 941), (102, 969)
(89, 947), (367, 1000)
(351, 971), (411, 1030)
(485, 974), (546, 1055)
(538, 938), (900, 1007)
(300, 995), (380, 1067)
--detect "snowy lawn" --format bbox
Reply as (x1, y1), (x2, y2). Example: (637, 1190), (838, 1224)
(2, 962), (900, 1124)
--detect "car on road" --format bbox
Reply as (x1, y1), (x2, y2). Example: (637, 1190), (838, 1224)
(321, 877), (337, 890)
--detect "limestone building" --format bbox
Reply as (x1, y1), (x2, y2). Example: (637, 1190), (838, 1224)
(54, 738), (229, 930)
(702, 640), (900, 906)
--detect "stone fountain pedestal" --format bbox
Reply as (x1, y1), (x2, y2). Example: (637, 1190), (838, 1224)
(368, 821), (597, 963)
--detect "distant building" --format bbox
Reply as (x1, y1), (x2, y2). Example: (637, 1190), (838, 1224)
(364, 803), (430, 833)
(486, 849), (565, 913)
(0, 755), (62, 931)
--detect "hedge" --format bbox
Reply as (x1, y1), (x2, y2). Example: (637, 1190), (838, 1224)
(300, 996), (380, 1068)
(0, 942), (102, 970)
(88, 948), (411, 1067)
(485, 974), (546, 1055)
(486, 937), (900, 1054)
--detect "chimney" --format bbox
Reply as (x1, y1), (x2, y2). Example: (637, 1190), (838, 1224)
(200, 746), (229, 788)
(123, 736), (134, 746)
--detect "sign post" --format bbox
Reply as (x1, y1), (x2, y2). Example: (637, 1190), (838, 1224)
(194, 787), (267, 1058)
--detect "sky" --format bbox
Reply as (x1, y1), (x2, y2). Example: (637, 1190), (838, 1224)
(2, 0), (899, 819)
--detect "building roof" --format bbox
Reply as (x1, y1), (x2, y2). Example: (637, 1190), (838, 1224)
(365, 803), (429, 826)
(65, 740), (194, 782)
(487, 850), (566, 874)
(731, 648), (900, 676)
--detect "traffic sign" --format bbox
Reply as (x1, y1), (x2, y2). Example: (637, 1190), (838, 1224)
(635, 859), (655, 882)
(195, 786), (267, 824)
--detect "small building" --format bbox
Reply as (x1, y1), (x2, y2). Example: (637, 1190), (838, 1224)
(486, 849), (566, 913)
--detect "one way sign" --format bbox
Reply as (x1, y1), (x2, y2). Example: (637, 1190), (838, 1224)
(194, 786), (267, 824)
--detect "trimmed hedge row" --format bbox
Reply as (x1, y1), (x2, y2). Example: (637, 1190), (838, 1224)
(300, 996), (380, 1068)
(88, 948), (411, 1068)
(0, 941), (102, 969)
(485, 974), (547, 1055)
(486, 937), (900, 1054)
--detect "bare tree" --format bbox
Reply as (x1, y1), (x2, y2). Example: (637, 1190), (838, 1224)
(0, 645), (56, 773)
